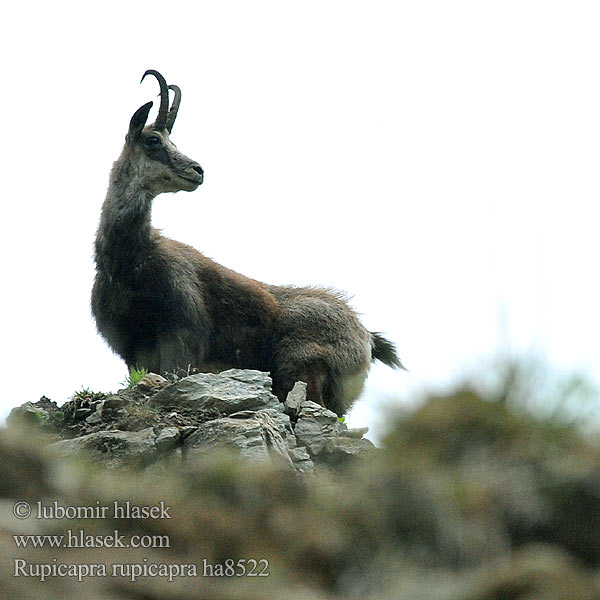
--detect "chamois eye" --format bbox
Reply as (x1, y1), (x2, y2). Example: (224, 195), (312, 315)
(145, 136), (161, 147)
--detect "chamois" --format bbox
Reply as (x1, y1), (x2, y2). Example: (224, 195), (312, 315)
(92, 70), (402, 415)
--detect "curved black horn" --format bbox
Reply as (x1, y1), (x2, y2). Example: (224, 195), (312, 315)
(140, 70), (169, 131)
(166, 84), (181, 133)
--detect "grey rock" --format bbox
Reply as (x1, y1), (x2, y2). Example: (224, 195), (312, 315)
(50, 428), (157, 468)
(74, 408), (92, 420)
(298, 400), (343, 426)
(16, 369), (373, 473)
(229, 410), (258, 419)
(294, 400), (373, 464)
(180, 426), (198, 440)
(103, 395), (128, 412)
(294, 400), (347, 456)
(143, 447), (183, 476)
(258, 407), (294, 436)
(288, 446), (314, 473)
(155, 427), (181, 451)
(184, 417), (271, 463)
(184, 411), (293, 467)
(219, 368), (273, 389)
(85, 411), (102, 425)
(284, 381), (307, 418)
(342, 427), (370, 439)
(135, 373), (168, 394)
(254, 411), (293, 464)
(319, 436), (375, 467)
(8, 402), (49, 425)
(151, 370), (281, 414)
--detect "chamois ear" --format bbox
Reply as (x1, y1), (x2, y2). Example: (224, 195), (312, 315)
(126, 101), (153, 143)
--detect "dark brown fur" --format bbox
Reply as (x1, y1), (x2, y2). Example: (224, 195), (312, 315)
(92, 71), (402, 415)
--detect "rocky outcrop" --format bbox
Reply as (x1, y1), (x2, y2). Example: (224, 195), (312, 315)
(8, 369), (374, 472)
(4, 375), (600, 600)
(51, 428), (159, 469)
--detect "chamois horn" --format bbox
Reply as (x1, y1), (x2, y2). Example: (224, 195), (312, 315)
(166, 84), (181, 133)
(141, 69), (170, 131)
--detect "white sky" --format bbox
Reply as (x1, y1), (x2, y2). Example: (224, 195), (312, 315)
(1, 1), (599, 437)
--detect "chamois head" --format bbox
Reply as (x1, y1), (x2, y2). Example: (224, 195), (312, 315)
(124, 69), (204, 196)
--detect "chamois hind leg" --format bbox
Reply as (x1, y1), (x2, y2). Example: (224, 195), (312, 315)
(272, 358), (330, 409)
(303, 367), (328, 407)
(272, 343), (369, 416)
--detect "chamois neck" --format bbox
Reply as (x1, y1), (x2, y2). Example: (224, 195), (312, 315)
(95, 157), (157, 275)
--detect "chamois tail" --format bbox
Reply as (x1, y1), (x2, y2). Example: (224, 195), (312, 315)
(370, 332), (405, 370)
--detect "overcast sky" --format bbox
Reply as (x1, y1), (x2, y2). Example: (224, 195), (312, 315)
(1, 1), (599, 435)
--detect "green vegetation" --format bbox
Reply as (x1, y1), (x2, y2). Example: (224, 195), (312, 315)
(49, 410), (65, 425)
(72, 387), (105, 402)
(121, 367), (148, 388)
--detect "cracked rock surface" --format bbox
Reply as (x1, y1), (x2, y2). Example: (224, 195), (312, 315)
(8, 369), (373, 472)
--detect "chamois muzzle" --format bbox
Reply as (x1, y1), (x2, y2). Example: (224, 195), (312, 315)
(186, 164), (204, 186)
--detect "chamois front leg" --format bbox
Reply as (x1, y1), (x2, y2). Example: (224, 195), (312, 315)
(130, 331), (205, 376)
(157, 330), (206, 376)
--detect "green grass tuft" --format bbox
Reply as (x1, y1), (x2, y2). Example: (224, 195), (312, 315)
(122, 367), (148, 388)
